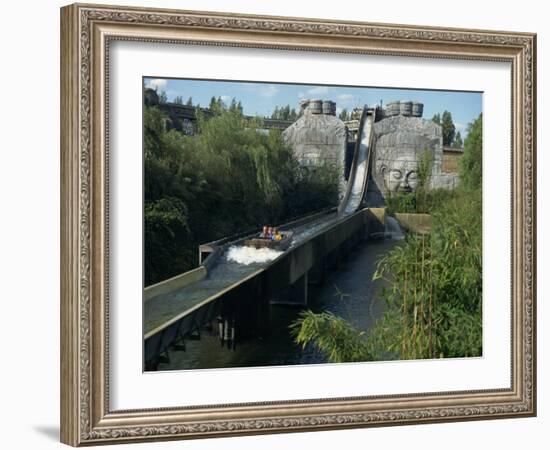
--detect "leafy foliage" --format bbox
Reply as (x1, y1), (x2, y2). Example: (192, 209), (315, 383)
(144, 104), (338, 285)
(417, 148), (433, 188)
(453, 131), (463, 148)
(290, 310), (371, 363)
(432, 111), (457, 146)
(338, 108), (350, 121)
(271, 105), (298, 121)
(459, 114), (483, 190)
(291, 188), (482, 362)
(385, 188), (456, 215)
(441, 111), (456, 146)
(371, 188), (482, 359)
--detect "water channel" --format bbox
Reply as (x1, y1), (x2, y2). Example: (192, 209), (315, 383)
(156, 236), (401, 371)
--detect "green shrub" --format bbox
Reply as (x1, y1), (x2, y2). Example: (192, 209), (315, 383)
(370, 188), (482, 359)
(291, 187), (482, 362)
(459, 114), (483, 191)
(386, 188), (456, 215)
(144, 106), (339, 285)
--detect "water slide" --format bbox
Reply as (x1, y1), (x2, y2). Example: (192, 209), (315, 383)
(338, 106), (375, 216)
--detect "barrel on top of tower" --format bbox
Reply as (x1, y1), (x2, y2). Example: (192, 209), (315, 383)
(322, 100), (336, 116)
(299, 99), (339, 116)
(384, 100), (424, 118)
(386, 101), (400, 116)
(309, 99), (323, 114)
(412, 101), (424, 117)
(399, 101), (413, 116)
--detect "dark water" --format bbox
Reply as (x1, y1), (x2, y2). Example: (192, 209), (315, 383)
(156, 238), (398, 371)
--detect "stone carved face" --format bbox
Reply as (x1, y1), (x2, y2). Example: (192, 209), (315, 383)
(371, 116), (442, 200)
(380, 164), (420, 194)
(373, 133), (439, 198)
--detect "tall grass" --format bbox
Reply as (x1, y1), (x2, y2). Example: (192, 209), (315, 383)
(370, 188), (482, 359)
(385, 188), (456, 215)
(291, 187), (482, 361)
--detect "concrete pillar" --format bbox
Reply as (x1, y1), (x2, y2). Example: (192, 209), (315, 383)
(308, 259), (326, 285)
(289, 273), (308, 306)
(269, 273), (308, 306)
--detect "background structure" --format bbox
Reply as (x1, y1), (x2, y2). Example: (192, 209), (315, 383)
(0, 0), (546, 449)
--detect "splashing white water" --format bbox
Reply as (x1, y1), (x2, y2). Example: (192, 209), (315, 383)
(384, 216), (405, 240)
(226, 245), (283, 265)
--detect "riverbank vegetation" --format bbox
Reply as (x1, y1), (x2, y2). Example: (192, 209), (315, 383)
(144, 103), (339, 286)
(292, 114), (483, 361)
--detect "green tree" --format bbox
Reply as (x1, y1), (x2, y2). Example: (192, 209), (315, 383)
(229, 97), (239, 113)
(271, 104), (298, 121)
(453, 131), (463, 148)
(283, 105), (291, 120)
(441, 111), (456, 146)
(208, 96), (226, 115)
(158, 90), (168, 104)
(339, 108), (349, 121)
(143, 105), (338, 285)
(186, 96), (193, 106)
(173, 96), (183, 105)
(459, 114), (483, 190)
(289, 108), (297, 120)
(432, 113), (441, 125)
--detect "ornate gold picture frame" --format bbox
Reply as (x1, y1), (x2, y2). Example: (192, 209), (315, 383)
(60, 3), (536, 446)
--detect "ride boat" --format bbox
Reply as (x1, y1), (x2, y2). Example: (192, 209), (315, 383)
(244, 230), (294, 251)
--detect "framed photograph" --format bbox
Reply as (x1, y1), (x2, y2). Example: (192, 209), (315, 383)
(60, 3), (537, 446)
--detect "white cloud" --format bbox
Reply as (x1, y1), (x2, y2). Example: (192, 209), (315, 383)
(145, 78), (167, 90)
(336, 93), (355, 102)
(306, 86), (330, 96)
(258, 85), (279, 97)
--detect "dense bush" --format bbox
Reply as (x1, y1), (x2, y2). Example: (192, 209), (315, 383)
(292, 188), (482, 361)
(368, 187), (482, 359)
(385, 188), (457, 215)
(144, 106), (339, 285)
(459, 114), (483, 191)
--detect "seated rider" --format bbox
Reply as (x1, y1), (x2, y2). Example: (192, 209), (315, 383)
(260, 225), (268, 238)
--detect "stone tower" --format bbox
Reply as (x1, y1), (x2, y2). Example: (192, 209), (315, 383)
(372, 101), (459, 198)
(283, 99), (348, 193)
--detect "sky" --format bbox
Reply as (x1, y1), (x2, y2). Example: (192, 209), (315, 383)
(144, 77), (482, 137)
